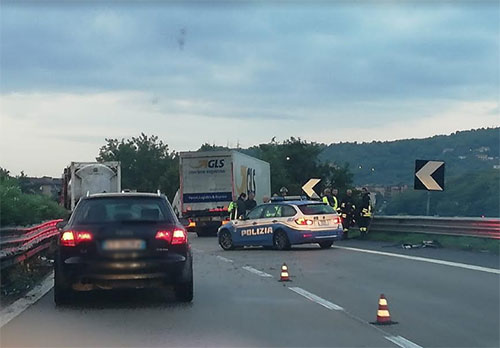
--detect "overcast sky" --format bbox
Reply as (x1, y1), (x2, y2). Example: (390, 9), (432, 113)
(1, 1), (499, 177)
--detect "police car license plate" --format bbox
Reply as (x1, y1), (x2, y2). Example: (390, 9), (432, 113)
(317, 220), (330, 226)
(102, 239), (146, 251)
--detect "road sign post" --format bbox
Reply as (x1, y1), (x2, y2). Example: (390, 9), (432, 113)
(426, 191), (431, 216)
(414, 160), (445, 216)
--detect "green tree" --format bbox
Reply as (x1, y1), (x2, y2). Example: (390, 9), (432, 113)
(384, 169), (500, 217)
(249, 138), (353, 195)
(96, 133), (179, 200)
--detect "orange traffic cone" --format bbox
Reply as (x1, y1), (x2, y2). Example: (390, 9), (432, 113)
(373, 294), (396, 325)
(279, 263), (290, 281)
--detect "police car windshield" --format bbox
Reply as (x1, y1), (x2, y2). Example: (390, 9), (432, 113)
(298, 203), (336, 215)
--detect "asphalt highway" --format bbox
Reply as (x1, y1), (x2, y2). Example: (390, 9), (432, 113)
(1, 235), (499, 347)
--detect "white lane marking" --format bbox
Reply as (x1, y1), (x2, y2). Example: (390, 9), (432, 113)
(289, 287), (344, 311)
(242, 266), (273, 278)
(386, 335), (423, 348)
(334, 246), (500, 275)
(216, 255), (234, 263)
(0, 272), (54, 328)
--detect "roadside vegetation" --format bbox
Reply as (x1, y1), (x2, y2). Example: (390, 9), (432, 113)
(348, 228), (499, 254)
(0, 168), (67, 227)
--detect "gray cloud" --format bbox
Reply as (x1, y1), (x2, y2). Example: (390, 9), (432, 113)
(1, 1), (498, 128)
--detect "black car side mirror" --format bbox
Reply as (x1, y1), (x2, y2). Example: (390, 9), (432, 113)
(179, 218), (190, 227)
(56, 221), (67, 230)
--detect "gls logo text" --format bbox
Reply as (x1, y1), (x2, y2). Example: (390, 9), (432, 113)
(237, 166), (257, 195)
(190, 159), (225, 169)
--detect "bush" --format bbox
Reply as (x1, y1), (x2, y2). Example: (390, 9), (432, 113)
(0, 177), (68, 227)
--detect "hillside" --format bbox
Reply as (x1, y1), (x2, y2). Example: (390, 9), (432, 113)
(319, 128), (500, 186)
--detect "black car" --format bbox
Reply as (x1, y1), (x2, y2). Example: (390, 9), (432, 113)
(54, 192), (193, 304)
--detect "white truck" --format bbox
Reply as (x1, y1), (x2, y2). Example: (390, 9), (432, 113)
(61, 162), (121, 211)
(179, 151), (271, 236)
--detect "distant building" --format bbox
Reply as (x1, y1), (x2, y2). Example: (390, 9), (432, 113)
(21, 177), (62, 199)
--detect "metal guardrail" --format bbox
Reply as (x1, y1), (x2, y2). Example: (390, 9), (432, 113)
(0, 219), (62, 270)
(370, 216), (500, 239)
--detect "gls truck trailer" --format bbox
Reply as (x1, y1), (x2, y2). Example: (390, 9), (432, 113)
(179, 151), (271, 236)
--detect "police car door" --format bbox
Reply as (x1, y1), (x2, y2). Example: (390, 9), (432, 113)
(257, 204), (282, 246)
(233, 205), (266, 246)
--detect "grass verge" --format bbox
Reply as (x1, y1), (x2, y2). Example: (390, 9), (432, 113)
(349, 228), (500, 254)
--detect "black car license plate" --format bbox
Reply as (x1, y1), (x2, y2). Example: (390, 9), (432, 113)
(102, 239), (146, 251)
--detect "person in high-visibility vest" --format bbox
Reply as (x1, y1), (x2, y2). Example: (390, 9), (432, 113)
(358, 187), (372, 236)
(321, 188), (338, 211)
(332, 188), (340, 212)
(228, 200), (237, 220)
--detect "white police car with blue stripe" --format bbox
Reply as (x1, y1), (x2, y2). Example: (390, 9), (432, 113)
(217, 199), (343, 250)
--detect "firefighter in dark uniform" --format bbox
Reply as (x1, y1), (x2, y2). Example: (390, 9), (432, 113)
(358, 187), (372, 237)
(339, 189), (356, 240)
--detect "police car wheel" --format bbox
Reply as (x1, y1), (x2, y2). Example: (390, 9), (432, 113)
(273, 230), (291, 250)
(318, 241), (333, 249)
(219, 230), (234, 250)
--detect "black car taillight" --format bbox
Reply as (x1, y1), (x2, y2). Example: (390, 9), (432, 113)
(155, 229), (187, 245)
(60, 231), (93, 247)
(171, 229), (187, 245)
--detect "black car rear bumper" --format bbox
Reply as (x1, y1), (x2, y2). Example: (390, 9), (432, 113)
(58, 253), (192, 291)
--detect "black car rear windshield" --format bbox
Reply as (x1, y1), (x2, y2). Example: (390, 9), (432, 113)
(72, 197), (175, 224)
(298, 203), (336, 215)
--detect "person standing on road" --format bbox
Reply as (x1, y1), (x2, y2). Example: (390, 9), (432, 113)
(339, 189), (356, 240)
(246, 191), (257, 212)
(262, 196), (271, 204)
(332, 188), (340, 212)
(358, 188), (372, 237)
(228, 192), (247, 220)
(322, 188), (338, 211)
(279, 187), (288, 197)
(236, 192), (247, 219)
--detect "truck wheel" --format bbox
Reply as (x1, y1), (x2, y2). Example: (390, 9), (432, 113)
(218, 230), (234, 250)
(319, 241), (333, 249)
(273, 230), (291, 250)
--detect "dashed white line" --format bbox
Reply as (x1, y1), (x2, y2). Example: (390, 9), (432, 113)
(1, 272), (54, 328)
(216, 255), (234, 263)
(289, 286), (424, 348)
(242, 266), (274, 278)
(385, 335), (423, 348)
(333, 246), (500, 275)
(289, 287), (344, 311)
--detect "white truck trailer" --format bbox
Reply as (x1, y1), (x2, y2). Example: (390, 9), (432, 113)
(61, 162), (121, 211)
(179, 151), (271, 236)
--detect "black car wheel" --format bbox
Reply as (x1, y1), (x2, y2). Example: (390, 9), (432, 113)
(174, 278), (193, 302)
(319, 241), (333, 249)
(219, 230), (234, 250)
(273, 230), (291, 250)
(54, 261), (73, 305)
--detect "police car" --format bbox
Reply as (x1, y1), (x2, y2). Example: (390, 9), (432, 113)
(217, 198), (343, 250)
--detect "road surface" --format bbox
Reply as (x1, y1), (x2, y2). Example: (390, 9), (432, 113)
(1, 235), (499, 347)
